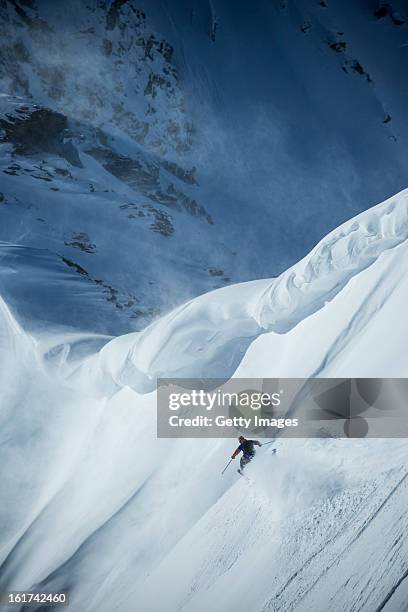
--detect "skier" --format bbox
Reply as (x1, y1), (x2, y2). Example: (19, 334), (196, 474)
(231, 436), (262, 474)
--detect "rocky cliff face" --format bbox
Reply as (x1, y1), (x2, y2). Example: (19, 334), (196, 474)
(0, 0), (226, 333)
(0, 0), (191, 155)
(0, 0), (407, 334)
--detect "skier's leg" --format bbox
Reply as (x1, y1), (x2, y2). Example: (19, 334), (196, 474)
(240, 456), (250, 471)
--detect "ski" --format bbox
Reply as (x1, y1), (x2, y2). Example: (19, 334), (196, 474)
(237, 469), (253, 483)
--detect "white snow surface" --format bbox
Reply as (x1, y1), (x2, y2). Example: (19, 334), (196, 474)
(1, 189), (408, 611)
(77, 187), (408, 394)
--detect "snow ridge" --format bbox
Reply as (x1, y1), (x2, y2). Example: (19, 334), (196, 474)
(256, 189), (408, 332)
(76, 188), (408, 394)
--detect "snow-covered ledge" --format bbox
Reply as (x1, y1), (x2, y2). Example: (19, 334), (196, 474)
(75, 189), (408, 395)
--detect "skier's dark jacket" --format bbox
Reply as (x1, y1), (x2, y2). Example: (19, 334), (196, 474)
(231, 439), (261, 459)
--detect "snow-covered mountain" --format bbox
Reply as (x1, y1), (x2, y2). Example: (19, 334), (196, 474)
(1, 0), (408, 334)
(1, 188), (408, 611)
(1, 2), (408, 610)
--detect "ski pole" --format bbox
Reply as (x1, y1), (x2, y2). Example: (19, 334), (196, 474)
(261, 441), (277, 454)
(221, 458), (233, 475)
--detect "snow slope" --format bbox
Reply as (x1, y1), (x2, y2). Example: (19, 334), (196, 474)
(1, 188), (408, 611)
(2, 3), (408, 609)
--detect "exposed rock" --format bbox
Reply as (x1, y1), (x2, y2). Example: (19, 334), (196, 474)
(208, 268), (224, 277)
(0, 108), (82, 166)
(0, 1), (190, 157)
(391, 13), (405, 26)
(373, 3), (405, 25)
(374, 3), (391, 19)
(65, 232), (97, 254)
(60, 255), (155, 320)
(144, 72), (172, 99)
(61, 256), (88, 277)
(88, 148), (159, 191)
(162, 160), (198, 185)
(146, 205), (174, 237)
(144, 34), (173, 63)
(3, 163), (21, 176)
(119, 202), (174, 237)
(88, 146), (212, 223)
(149, 184), (213, 224)
(106, 0), (146, 31)
(343, 59), (372, 83)
(54, 167), (72, 178)
(210, 16), (218, 42)
(301, 22), (312, 33)
(350, 60), (371, 80)
(329, 41), (346, 53)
